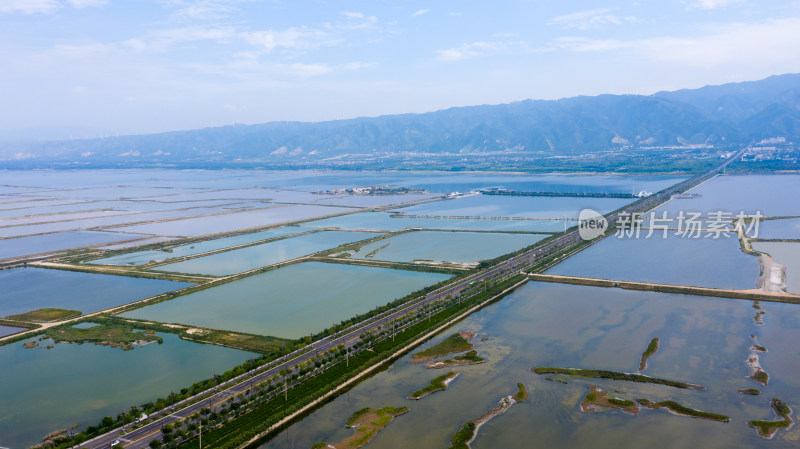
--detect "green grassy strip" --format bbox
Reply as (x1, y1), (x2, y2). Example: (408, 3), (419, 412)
(412, 333), (472, 360)
(409, 372), (456, 399)
(637, 399), (730, 422)
(444, 422), (476, 449)
(531, 367), (704, 389)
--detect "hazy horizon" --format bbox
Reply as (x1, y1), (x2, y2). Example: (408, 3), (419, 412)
(3, 1), (800, 140)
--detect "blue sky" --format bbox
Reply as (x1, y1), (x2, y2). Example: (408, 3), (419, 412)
(2, 0), (800, 138)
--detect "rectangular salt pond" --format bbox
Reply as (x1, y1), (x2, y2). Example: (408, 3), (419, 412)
(154, 230), (377, 275)
(112, 204), (354, 237)
(349, 231), (545, 264)
(121, 262), (450, 339)
(300, 211), (566, 233)
(0, 324), (26, 337)
(0, 267), (192, 317)
(89, 226), (305, 266)
(396, 194), (631, 219)
(547, 233), (760, 290)
(656, 174), (800, 217)
(0, 231), (141, 260)
(0, 333), (255, 449)
(260, 281), (800, 449)
(758, 218), (800, 239)
(752, 241), (800, 294)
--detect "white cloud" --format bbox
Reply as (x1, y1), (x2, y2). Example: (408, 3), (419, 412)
(436, 41), (529, 61)
(553, 17), (800, 70)
(341, 11), (365, 19)
(66, 0), (108, 7)
(686, 0), (745, 10)
(413, 9), (430, 16)
(0, 0), (61, 14)
(548, 8), (635, 30)
(0, 0), (107, 14)
(242, 27), (329, 52)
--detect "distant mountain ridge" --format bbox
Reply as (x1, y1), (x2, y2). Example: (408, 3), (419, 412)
(2, 73), (799, 167)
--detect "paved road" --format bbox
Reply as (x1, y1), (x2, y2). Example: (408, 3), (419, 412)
(79, 152), (744, 449)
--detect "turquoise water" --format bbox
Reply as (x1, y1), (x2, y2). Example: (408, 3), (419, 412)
(547, 233), (760, 290)
(300, 211), (566, 233)
(752, 241), (800, 294)
(154, 231), (377, 275)
(0, 333), (256, 449)
(259, 282), (800, 449)
(350, 231), (544, 264)
(0, 267), (192, 317)
(121, 262), (450, 339)
(397, 194), (631, 219)
(88, 226), (305, 266)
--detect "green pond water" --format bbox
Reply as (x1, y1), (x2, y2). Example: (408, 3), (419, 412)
(752, 241), (800, 294)
(121, 262), (451, 339)
(0, 333), (256, 449)
(349, 231), (544, 264)
(259, 282), (800, 449)
(154, 231), (377, 275)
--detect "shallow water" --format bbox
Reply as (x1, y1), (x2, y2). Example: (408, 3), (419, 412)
(89, 227), (304, 266)
(299, 211), (566, 233)
(259, 282), (800, 449)
(0, 324), (25, 337)
(656, 174), (800, 218)
(154, 231), (377, 275)
(0, 333), (256, 449)
(0, 231), (137, 260)
(0, 267), (191, 317)
(112, 204), (354, 237)
(397, 194), (631, 219)
(546, 233), (760, 290)
(349, 231), (544, 264)
(758, 218), (800, 239)
(121, 262), (450, 339)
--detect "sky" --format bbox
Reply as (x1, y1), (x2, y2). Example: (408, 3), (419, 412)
(2, 0), (800, 139)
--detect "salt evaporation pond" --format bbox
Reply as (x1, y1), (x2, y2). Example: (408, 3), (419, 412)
(121, 262), (450, 339)
(300, 211), (566, 233)
(0, 333), (255, 449)
(154, 230), (377, 275)
(0, 267), (191, 317)
(349, 231), (545, 264)
(397, 194), (630, 219)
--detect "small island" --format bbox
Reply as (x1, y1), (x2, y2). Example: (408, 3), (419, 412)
(7, 308), (81, 322)
(425, 350), (485, 369)
(411, 332), (475, 364)
(637, 399), (730, 422)
(443, 383), (527, 449)
(312, 406), (409, 449)
(43, 322), (162, 350)
(408, 372), (459, 399)
(639, 337), (660, 371)
(747, 354), (770, 386)
(581, 386), (638, 415)
(739, 388), (761, 395)
(531, 367), (705, 390)
(749, 398), (794, 439)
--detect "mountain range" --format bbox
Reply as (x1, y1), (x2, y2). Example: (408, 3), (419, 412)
(2, 73), (798, 168)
